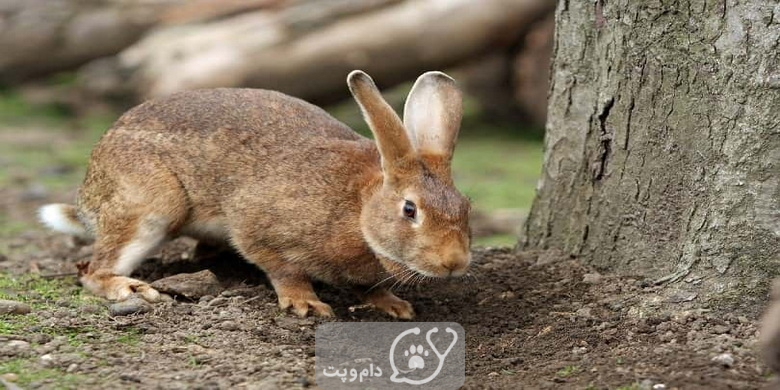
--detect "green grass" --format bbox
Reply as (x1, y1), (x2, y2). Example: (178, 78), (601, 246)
(453, 134), (542, 212)
(556, 365), (581, 377)
(115, 326), (143, 346)
(473, 233), (518, 247)
(0, 91), (71, 126)
(0, 273), (104, 336)
(0, 313), (39, 335)
(0, 274), (70, 303)
(0, 89), (113, 235)
(0, 357), (85, 388)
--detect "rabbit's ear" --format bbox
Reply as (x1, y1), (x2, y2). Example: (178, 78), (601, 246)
(403, 72), (463, 160)
(348, 70), (414, 175)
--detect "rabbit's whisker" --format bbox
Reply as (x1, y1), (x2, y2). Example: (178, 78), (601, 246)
(389, 268), (414, 291)
(366, 272), (398, 292)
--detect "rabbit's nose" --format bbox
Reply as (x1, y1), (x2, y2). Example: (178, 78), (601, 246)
(442, 251), (470, 277)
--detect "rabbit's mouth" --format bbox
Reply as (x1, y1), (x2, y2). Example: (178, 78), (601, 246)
(378, 253), (468, 280)
(367, 236), (469, 279)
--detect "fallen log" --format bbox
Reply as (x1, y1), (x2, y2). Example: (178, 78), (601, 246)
(0, 0), (286, 83)
(0, 0), (165, 82)
(79, 0), (554, 104)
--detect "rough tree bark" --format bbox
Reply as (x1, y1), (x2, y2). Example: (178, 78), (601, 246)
(522, 0), (779, 307)
(78, 0), (553, 104)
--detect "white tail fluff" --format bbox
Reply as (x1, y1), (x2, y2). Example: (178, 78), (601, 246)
(39, 204), (88, 236)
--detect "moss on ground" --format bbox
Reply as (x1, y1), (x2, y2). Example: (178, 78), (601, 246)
(0, 357), (86, 388)
(0, 273), (105, 336)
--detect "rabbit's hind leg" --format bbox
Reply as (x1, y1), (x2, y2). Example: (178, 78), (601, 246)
(81, 213), (173, 302)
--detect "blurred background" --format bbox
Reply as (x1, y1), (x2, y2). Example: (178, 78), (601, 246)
(0, 0), (554, 247)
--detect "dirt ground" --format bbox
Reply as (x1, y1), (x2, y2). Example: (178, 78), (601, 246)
(0, 222), (775, 389)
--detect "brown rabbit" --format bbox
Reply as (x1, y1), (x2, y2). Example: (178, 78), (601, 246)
(39, 70), (471, 318)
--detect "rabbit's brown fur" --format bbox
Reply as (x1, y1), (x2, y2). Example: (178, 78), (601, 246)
(40, 71), (471, 318)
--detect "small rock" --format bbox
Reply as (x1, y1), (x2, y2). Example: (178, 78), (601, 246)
(0, 300), (31, 315)
(196, 381), (220, 390)
(3, 340), (31, 356)
(295, 376), (310, 387)
(1, 373), (18, 382)
(503, 356), (524, 365)
(582, 273), (602, 284)
(575, 307), (593, 319)
(246, 378), (280, 390)
(108, 295), (152, 316)
(711, 353), (734, 368)
(499, 291), (517, 299)
(49, 336), (68, 349)
(207, 297), (229, 307)
(54, 298), (72, 308)
(119, 374), (141, 383)
(30, 334), (52, 345)
(572, 346), (588, 355)
(151, 270), (226, 300)
(668, 291), (697, 303)
(273, 317), (313, 331)
(56, 353), (82, 366)
(711, 325), (731, 335)
(658, 331), (675, 343)
(221, 288), (256, 297)
(199, 295), (216, 305)
(39, 354), (54, 367)
(80, 304), (102, 314)
(635, 323), (654, 334)
(66, 363), (78, 373)
(653, 384), (667, 390)
(217, 321), (240, 331)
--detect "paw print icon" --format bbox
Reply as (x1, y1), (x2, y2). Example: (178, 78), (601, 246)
(405, 344), (429, 369)
(389, 327), (458, 385)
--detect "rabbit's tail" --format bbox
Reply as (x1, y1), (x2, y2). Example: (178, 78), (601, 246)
(39, 204), (90, 237)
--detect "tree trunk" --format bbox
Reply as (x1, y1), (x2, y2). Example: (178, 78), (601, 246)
(521, 0), (780, 307)
(78, 0), (554, 104)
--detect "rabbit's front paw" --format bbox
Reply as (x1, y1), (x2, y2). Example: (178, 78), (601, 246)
(278, 295), (334, 317)
(363, 289), (415, 320)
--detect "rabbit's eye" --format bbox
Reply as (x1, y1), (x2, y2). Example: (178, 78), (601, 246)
(402, 200), (417, 220)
